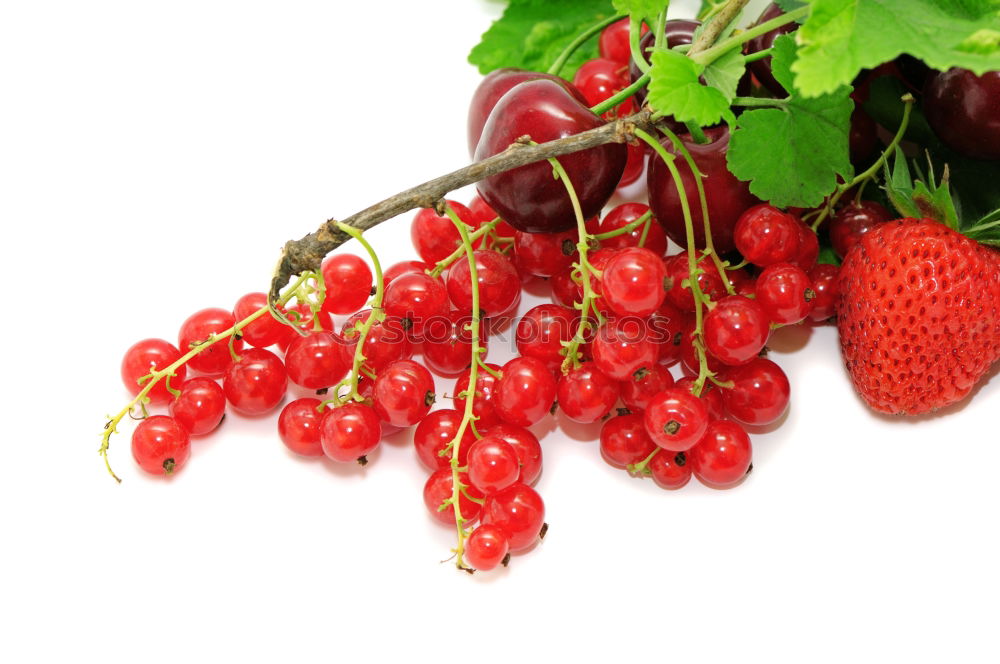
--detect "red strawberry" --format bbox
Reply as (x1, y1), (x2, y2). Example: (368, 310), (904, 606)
(837, 218), (1000, 415)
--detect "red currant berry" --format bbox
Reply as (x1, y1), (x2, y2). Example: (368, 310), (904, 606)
(703, 295), (771, 366)
(733, 204), (801, 267)
(516, 304), (579, 364)
(383, 271), (450, 339)
(383, 260), (433, 288)
(466, 524), (510, 571)
(481, 423), (543, 486)
(121, 338), (187, 405)
(643, 388), (709, 451)
(689, 419), (752, 488)
(663, 253), (730, 311)
(789, 220), (819, 271)
(320, 253), (373, 316)
(600, 413), (657, 467)
(513, 228), (578, 278)
(413, 409), (475, 471)
(807, 263), (840, 322)
(650, 300), (689, 366)
(223, 348), (287, 415)
(494, 357), (558, 427)
(372, 359), (436, 428)
(422, 312), (486, 376)
(341, 310), (414, 372)
(601, 246), (667, 317)
(678, 320), (726, 378)
(597, 203), (667, 255)
(319, 402), (382, 464)
(467, 436), (521, 494)
(410, 201), (479, 265)
(557, 364), (620, 423)
(648, 449), (692, 489)
(423, 469), (483, 526)
(233, 293), (294, 349)
(722, 358), (790, 426)
(592, 317), (659, 381)
(277, 398), (325, 457)
(675, 376), (726, 420)
(169, 377), (226, 436)
(620, 364), (675, 412)
(481, 482), (545, 552)
(446, 250), (519, 317)
(755, 263), (815, 325)
(454, 363), (502, 428)
(285, 330), (350, 390)
(131, 415), (191, 476)
(178, 308), (243, 377)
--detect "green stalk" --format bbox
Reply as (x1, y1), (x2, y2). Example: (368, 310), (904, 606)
(591, 209), (653, 242)
(440, 203), (486, 573)
(692, 5), (808, 66)
(590, 72), (650, 116)
(548, 13), (626, 76)
(428, 218), (501, 278)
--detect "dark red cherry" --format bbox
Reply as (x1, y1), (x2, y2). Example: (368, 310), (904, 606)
(829, 200), (891, 259)
(474, 79), (627, 234)
(467, 68), (587, 157)
(647, 127), (758, 255)
(744, 3), (798, 96)
(923, 68), (1000, 160)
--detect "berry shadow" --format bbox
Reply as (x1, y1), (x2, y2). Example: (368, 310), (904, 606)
(765, 323), (814, 354)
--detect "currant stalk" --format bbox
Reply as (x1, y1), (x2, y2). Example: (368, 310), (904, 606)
(427, 217), (501, 279)
(634, 127), (715, 397)
(592, 209), (653, 243)
(549, 156), (601, 374)
(440, 202), (487, 573)
(100, 273), (312, 482)
(328, 222), (385, 405)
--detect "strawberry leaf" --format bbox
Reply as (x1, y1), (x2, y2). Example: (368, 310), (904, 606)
(726, 34), (854, 208)
(468, 0), (616, 80)
(793, 0), (1000, 97)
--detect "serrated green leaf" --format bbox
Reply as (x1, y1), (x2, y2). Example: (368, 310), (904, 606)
(726, 35), (854, 208)
(793, 0), (1000, 97)
(468, 0), (616, 80)
(882, 147), (963, 229)
(775, 0), (809, 12)
(611, 0), (663, 19)
(702, 48), (745, 101)
(647, 49), (734, 126)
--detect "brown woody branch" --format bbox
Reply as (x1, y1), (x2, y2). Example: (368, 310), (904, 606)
(268, 109), (655, 305)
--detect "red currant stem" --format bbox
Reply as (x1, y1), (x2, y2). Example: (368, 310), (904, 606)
(743, 47), (774, 64)
(638, 214), (652, 248)
(635, 127), (713, 397)
(810, 94), (915, 231)
(227, 333), (242, 364)
(460, 487), (485, 506)
(627, 447), (660, 476)
(442, 203), (486, 572)
(477, 357), (503, 381)
(731, 96), (788, 108)
(427, 217), (501, 278)
(658, 124), (734, 296)
(546, 156), (598, 374)
(164, 373), (181, 400)
(333, 221), (386, 404)
(691, 3), (806, 64)
(547, 12), (626, 76)
(591, 209), (653, 242)
(99, 273), (312, 482)
(590, 71), (651, 116)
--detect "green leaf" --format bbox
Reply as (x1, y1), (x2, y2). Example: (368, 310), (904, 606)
(882, 148), (962, 230)
(792, 0), (1000, 97)
(647, 49), (735, 126)
(726, 35), (854, 208)
(468, 0), (616, 80)
(818, 244), (842, 266)
(775, 0), (809, 12)
(611, 0), (663, 20)
(702, 48), (746, 101)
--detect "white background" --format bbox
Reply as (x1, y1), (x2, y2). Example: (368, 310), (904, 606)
(2, 1), (998, 662)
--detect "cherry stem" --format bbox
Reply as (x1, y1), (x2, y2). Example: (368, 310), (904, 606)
(635, 127), (713, 397)
(810, 94), (915, 231)
(546, 155), (599, 374)
(100, 273), (312, 483)
(332, 222), (385, 404)
(428, 217), (501, 278)
(743, 47), (773, 64)
(630, 15), (652, 76)
(547, 13), (626, 76)
(684, 121), (709, 145)
(691, 4), (808, 64)
(658, 124), (735, 296)
(591, 71), (650, 116)
(441, 202), (485, 572)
